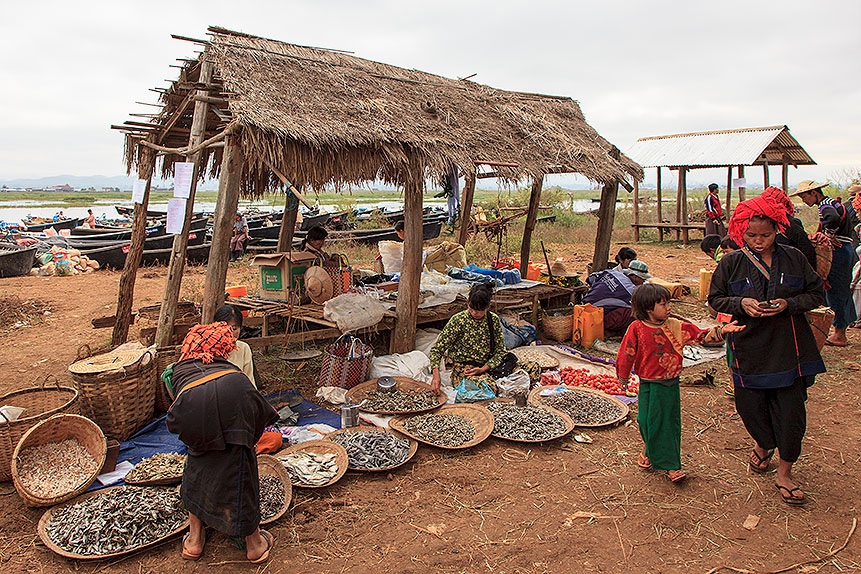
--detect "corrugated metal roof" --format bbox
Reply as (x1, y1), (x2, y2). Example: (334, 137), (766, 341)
(627, 125), (816, 168)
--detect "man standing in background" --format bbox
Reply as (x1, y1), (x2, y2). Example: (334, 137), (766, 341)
(704, 183), (726, 237)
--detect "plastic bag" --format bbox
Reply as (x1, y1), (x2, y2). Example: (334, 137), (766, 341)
(378, 240), (403, 274)
(495, 369), (531, 397)
(455, 378), (495, 403)
(369, 351), (431, 383)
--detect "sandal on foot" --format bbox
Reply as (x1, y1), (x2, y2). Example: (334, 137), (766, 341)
(776, 484), (806, 505)
(181, 533), (203, 561)
(637, 452), (651, 469)
(667, 469), (687, 483)
(749, 449), (774, 474)
(249, 529), (274, 564)
(824, 339), (848, 347)
(724, 384), (735, 397)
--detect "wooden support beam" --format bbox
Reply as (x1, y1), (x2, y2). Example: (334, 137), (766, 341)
(171, 34), (210, 45)
(520, 176), (544, 277)
(738, 165), (746, 202)
(632, 178), (640, 242)
(656, 167), (663, 242)
(456, 172), (476, 246)
(202, 133), (243, 323)
(476, 171), (504, 180)
(726, 166), (733, 216)
(591, 171), (619, 272)
(157, 91), (195, 144)
(474, 159), (519, 168)
(111, 148), (154, 346)
(680, 168), (689, 245)
(782, 161), (789, 193)
(263, 159), (314, 210)
(763, 161), (770, 188)
(675, 168), (683, 241)
(277, 191), (299, 252)
(392, 154), (424, 354)
(193, 94), (229, 106)
(155, 55), (213, 348)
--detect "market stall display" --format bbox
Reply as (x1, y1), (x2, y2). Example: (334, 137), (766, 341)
(123, 452), (185, 486)
(510, 347), (560, 369)
(485, 400), (573, 442)
(528, 386), (629, 427)
(346, 377), (446, 415)
(278, 440), (348, 488)
(390, 404), (494, 450)
(556, 366), (640, 396)
(327, 427), (417, 471)
(257, 454), (293, 525)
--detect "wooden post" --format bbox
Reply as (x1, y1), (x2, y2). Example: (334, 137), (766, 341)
(679, 168), (689, 245)
(456, 172), (476, 246)
(782, 161), (789, 193)
(656, 167), (663, 242)
(632, 177), (640, 242)
(111, 147), (155, 346)
(202, 133), (242, 323)
(392, 153), (424, 354)
(675, 168), (683, 241)
(592, 148), (621, 272)
(520, 176), (543, 278)
(725, 166), (733, 215)
(154, 56), (213, 348)
(738, 165), (746, 202)
(277, 191), (299, 252)
(763, 162), (770, 188)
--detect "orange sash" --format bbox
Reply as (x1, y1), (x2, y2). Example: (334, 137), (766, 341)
(170, 369), (240, 407)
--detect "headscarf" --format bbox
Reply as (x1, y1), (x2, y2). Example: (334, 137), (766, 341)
(179, 321), (237, 363)
(728, 194), (790, 248)
(760, 186), (795, 216)
(853, 190), (861, 213)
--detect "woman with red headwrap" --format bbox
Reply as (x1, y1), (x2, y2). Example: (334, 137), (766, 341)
(708, 195), (825, 506)
(166, 322), (277, 563)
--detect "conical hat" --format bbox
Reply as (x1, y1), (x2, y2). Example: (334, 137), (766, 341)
(549, 258), (578, 277)
(305, 266), (333, 304)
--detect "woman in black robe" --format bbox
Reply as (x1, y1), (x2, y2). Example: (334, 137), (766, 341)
(167, 322), (278, 562)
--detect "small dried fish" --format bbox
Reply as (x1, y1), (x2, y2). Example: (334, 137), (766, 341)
(361, 388), (440, 412)
(402, 413), (475, 447)
(278, 451), (338, 486)
(259, 475), (284, 521)
(485, 401), (568, 441)
(542, 390), (623, 425)
(124, 453), (185, 483)
(17, 439), (97, 499)
(330, 431), (410, 470)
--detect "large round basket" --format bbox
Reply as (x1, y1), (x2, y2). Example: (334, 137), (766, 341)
(540, 308), (574, 342)
(68, 346), (155, 441)
(486, 399), (575, 443)
(528, 385), (629, 428)
(12, 414), (106, 507)
(277, 439), (348, 488)
(153, 345), (181, 412)
(390, 404), (494, 450)
(257, 454), (293, 526)
(36, 485), (189, 560)
(0, 378), (79, 482)
(326, 426), (418, 472)
(346, 377), (446, 415)
(123, 453), (185, 487)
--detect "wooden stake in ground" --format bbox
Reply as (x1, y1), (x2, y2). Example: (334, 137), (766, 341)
(456, 172), (476, 246)
(520, 175), (544, 278)
(656, 167), (663, 242)
(680, 167), (689, 246)
(738, 165), (746, 202)
(392, 153), (424, 354)
(632, 177), (640, 242)
(725, 166), (733, 216)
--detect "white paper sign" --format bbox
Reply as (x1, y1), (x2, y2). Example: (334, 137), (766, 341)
(131, 179), (147, 204)
(166, 198), (186, 234)
(732, 178), (747, 189)
(173, 162), (195, 199)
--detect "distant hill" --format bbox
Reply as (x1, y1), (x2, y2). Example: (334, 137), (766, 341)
(0, 175), (219, 191)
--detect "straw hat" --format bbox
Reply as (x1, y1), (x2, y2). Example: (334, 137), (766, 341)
(549, 259), (578, 277)
(847, 184), (861, 195)
(791, 180), (828, 197)
(622, 260), (652, 281)
(304, 267), (333, 304)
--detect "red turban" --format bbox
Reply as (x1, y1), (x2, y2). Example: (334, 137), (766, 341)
(728, 195), (790, 248)
(760, 186), (795, 216)
(180, 321), (237, 363)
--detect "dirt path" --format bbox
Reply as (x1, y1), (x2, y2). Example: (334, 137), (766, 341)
(0, 240), (859, 573)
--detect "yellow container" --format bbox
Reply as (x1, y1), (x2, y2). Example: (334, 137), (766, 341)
(572, 304), (604, 348)
(699, 269), (713, 300)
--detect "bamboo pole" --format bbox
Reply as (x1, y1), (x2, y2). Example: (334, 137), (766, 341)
(111, 147), (155, 346)
(675, 168), (683, 241)
(456, 171), (476, 246)
(632, 177), (640, 242)
(277, 191), (299, 252)
(154, 55), (213, 348)
(656, 167), (663, 242)
(680, 168), (689, 245)
(726, 166), (733, 215)
(520, 176), (544, 277)
(202, 133), (242, 323)
(738, 165), (746, 202)
(392, 153), (424, 354)
(782, 161), (789, 193)
(763, 162), (770, 188)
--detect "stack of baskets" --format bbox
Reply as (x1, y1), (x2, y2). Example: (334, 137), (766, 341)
(540, 307), (574, 342)
(68, 346), (155, 441)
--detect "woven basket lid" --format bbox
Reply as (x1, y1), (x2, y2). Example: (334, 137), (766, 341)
(305, 266), (333, 304)
(68, 348), (148, 375)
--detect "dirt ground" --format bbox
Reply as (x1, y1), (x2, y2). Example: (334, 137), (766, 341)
(0, 240), (859, 574)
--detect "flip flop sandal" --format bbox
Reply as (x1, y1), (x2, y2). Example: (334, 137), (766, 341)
(776, 484), (806, 505)
(637, 452), (651, 469)
(824, 339), (849, 347)
(667, 469), (686, 483)
(749, 449), (774, 474)
(724, 384), (735, 397)
(181, 533), (203, 561)
(249, 529), (274, 564)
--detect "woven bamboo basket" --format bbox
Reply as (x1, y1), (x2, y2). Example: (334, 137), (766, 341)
(390, 404), (494, 450)
(0, 377), (79, 482)
(528, 385), (629, 428)
(12, 414), (106, 507)
(486, 399), (575, 443)
(69, 346), (156, 441)
(346, 377), (447, 415)
(154, 346), (181, 412)
(258, 454), (293, 525)
(277, 439), (348, 488)
(540, 308), (574, 342)
(806, 307), (836, 351)
(326, 426), (419, 471)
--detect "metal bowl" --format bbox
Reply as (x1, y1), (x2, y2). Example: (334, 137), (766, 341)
(376, 376), (397, 393)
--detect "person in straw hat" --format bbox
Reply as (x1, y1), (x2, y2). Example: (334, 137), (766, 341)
(792, 180), (857, 346)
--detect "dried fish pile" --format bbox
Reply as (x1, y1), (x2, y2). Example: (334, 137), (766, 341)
(542, 390), (623, 425)
(330, 431), (410, 470)
(124, 453), (185, 483)
(402, 413), (475, 447)
(362, 388), (439, 412)
(17, 439), (97, 499)
(46, 486), (185, 555)
(278, 451), (339, 486)
(511, 347), (558, 368)
(259, 475), (285, 521)
(485, 402), (568, 441)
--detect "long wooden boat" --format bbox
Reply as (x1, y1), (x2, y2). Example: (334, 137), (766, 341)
(71, 217), (207, 240)
(22, 218), (83, 232)
(248, 219), (443, 254)
(80, 240), (211, 270)
(114, 205), (206, 219)
(298, 211), (330, 231)
(64, 228), (205, 251)
(0, 245), (37, 277)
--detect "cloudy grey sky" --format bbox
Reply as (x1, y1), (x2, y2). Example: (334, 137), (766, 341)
(1, 0), (859, 188)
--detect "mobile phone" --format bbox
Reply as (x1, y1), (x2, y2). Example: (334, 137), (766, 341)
(762, 300), (780, 308)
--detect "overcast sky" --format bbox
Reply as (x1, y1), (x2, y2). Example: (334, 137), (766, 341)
(1, 0), (859, 188)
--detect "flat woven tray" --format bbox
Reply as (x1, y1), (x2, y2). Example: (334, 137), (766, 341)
(325, 426), (417, 472)
(123, 454), (185, 487)
(510, 347), (560, 369)
(36, 486), (189, 560)
(278, 440), (348, 488)
(527, 385), (629, 428)
(389, 404), (494, 450)
(346, 377), (446, 415)
(258, 454), (293, 526)
(486, 398), (575, 443)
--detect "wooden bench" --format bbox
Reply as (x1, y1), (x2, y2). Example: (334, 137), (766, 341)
(631, 223), (706, 243)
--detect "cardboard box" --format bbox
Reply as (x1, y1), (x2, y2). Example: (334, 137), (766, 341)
(252, 252), (316, 301)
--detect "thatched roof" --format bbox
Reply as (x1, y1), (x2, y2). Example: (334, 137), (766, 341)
(121, 26), (642, 195)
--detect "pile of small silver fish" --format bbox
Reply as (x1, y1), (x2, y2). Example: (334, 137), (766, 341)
(259, 475), (285, 521)
(46, 486), (185, 555)
(485, 402), (569, 441)
(17, 439), (98, 499)
(542, 390), (624, 425)
(278, 451), (339, 486)
(124, 453), (186, 483)
(402, 413), (475, 447)
(330, 430), (411, 470)
(361, 388), (440, 412)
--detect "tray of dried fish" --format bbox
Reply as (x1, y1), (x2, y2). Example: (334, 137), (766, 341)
(326, 427), (417, 472)
(278, 440), (348, 488)
(346, 377), (447, 415)
(510, 347), (560, 369)
(528, 386), (628, 427)
(390, 404), (494, 450)
(257, 454), (293, 525)
(485, 399), (574, 443)
(37, 485), (189, 560)
(124, 452), (186, 486)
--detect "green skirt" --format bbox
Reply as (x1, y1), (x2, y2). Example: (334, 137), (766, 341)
(637, 380), (682, 470)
